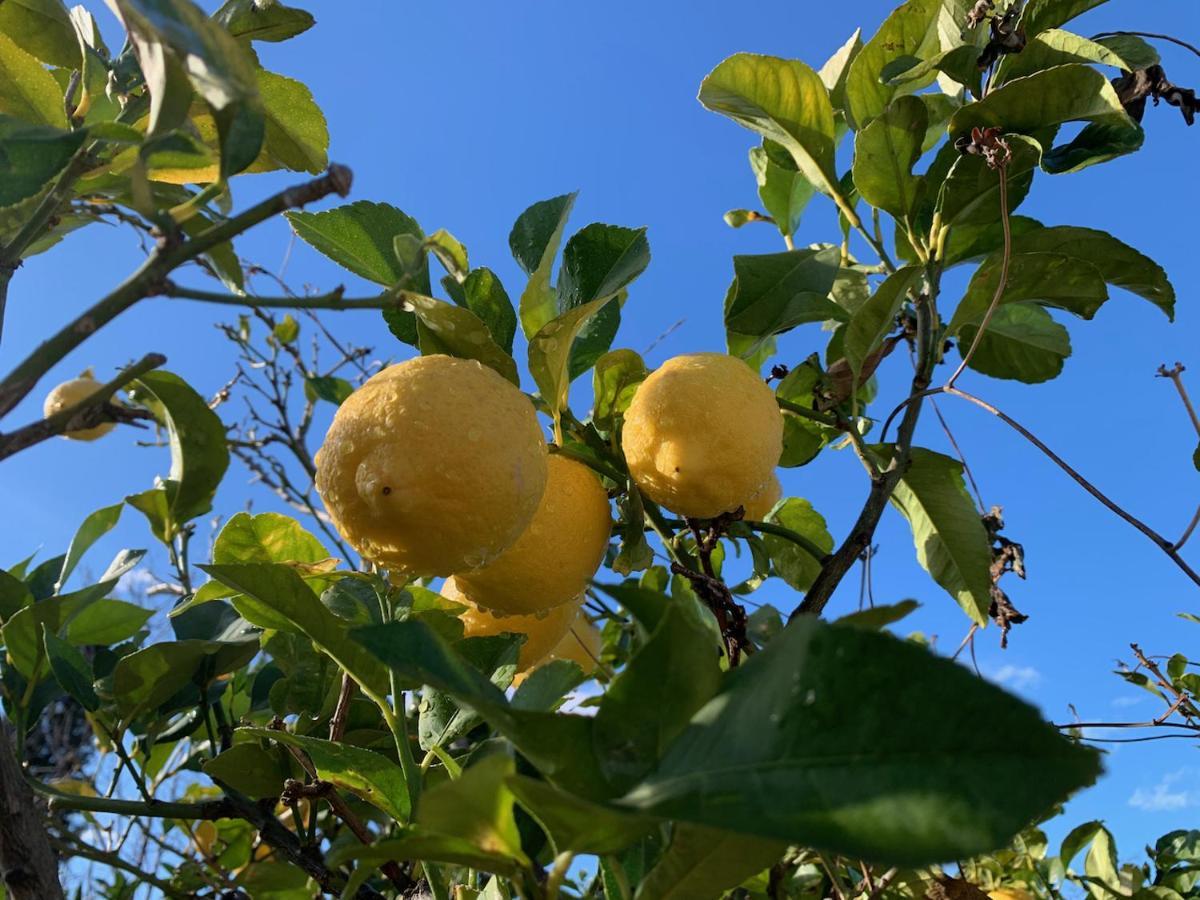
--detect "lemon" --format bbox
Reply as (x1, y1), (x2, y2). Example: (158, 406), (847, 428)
(314, 355), (548, 576)
(444, 576), (579, 672)
(742, 474), (782, 521)
(622, 353), (783, 518)
(989, 890), (1034, 900)
(513, 616), (604, 686)
(451, 454), (612, 616)
(43, 375), (115, 441)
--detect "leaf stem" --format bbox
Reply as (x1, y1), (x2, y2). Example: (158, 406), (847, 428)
(546, 851), (576, 900)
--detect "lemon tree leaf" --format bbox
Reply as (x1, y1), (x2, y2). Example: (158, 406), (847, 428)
(507, 775), (654, 856)
(957, 303), (1072, 384)
(700, 53), (839, 201)
(762, 498), (834, 591)
(213, 0), (314, 42)
(879, 447), (993, 625)
(750, 140), (815, 238)
(0, 0), (78, 67)
(287, 201), (426, 287)
(65, 600), (152, 646)
(994, 28), (1139, 86)
(529, 297), (618, 416)
(636, 825), (787, 900)
(620, 617), (1102, 864)
(112, 639), (258, 719)
(201, 742), (290, 799)
(43, 629), (98, 711)
(417, 754), (528, 865)
(775, 362), (838, 468)
(592, 349), (647, 432)
(1019, 0), (1109, 39)
(461, 267), (517, 354)
(852, 95), (927, 221)
(845, 0), (945, 130)
(127, 370), (230, 536)
(510, 192), (576, 339)
(0, 118), (87, 211)
(843, 266), (923, 383)
(329, 829), (525, 893)
(56, 502), (124, 592)
(936, 134), (1042, 229)
(408, 292), (520, 385)
(0, 31), (67, 126)
(258, 69), (327, 174)
(239, 727), (411, 822)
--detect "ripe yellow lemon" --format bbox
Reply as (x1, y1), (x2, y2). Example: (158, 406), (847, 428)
(742, 474), (782, 521)
(513, 616), (604, 686)
(989, 890), (1034, 900)
(315, 355), (548, 576)
(444, 576), (580, 672)
(451, 454), (612, 616)
(43, 375), (115, 441)
(622, 353), (783, 518)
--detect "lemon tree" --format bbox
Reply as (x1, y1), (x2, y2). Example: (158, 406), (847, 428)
(0, 1), (1197, 899)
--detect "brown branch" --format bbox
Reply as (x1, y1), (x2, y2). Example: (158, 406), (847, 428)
(1132, 642), (1200, 720)
(329, 675), (357, 742)
(0, 723), (64, 900)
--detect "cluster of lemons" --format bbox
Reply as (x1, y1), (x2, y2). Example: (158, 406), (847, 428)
(313, 351), (784, 681)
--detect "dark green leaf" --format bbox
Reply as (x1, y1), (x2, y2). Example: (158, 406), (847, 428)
(558, 224), (649, 311)
(763, 498), (834, 591)
(65, 599), (152, 646)
(0, 569), (31, 624)
(852, 95), (928, 220)
(43, 629), (98, 711)
(112, 639), (257, 719)
(0, 0), (77, 68)
(0, 31), (67, 125)
(700, 53), (840, 200)
(56, 502), (123, 592)
(304, 375), (353, 406)
(724, 248), (844, 359)
(880, 447), (992, 625)
(958, 302), (1072, 383)
(127, 370), (230, 536)
(621, 617), (1102, 864)
(775, 361), (838, 468)
(0, 117), (87, 208)
(833, 599), (921, 631)
(213, 0), (314, 42)
(508, 774), (653, 856)
(936, 134), (1041, 229)
(240, 727), (411, 822)
(994, 28), (1140, 86)
(948, 252), (1109, 334)
(636, 824), (786, 900)
(409, 292), (519, 385)
(843, 266), (922, 383)
(419, 634), (521, 751)
(510, 192), (576, 339)
(202, 742), (289, 799)
(510, 659), (587, 712)
(286, 200), (426, 287)
(462, 267), (517, 354)
(330, 829), (525, 891)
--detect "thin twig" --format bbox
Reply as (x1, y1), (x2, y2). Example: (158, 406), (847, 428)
(1092, 30), (1200, 60)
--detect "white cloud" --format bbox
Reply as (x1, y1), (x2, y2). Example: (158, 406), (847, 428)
(1129, 768), (1200, 812)
(1111, 694), (1146, 709)
(987, 663), (1041, 691)
(116, 567), (155, 596)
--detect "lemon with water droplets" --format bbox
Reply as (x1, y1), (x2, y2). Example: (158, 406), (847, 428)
(314, 355), (547, 576)
(513, 615), (604, 686)
(443, 576), (580, 672)
(742, 474), (782, 521)
(451, 454), (612, 616)
(622, 353), (783, 519)
(43, 374), (116, 441)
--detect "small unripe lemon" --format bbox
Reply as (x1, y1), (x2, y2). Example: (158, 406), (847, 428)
(622, 353), (783, 518)
(315, 356), (548, 576)
(451, 454), (612, 616)
(989, 890), (1034, 900)
(514, 617), (604, 686)
(742, 474), (782, 521)
(444, 576), (579, 672)
(43, 376), (115, 441)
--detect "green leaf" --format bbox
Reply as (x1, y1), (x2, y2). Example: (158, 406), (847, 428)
(593, 596), (722, 790)
(1060, 820), (1105, 866)
(880, 447), (992, 625)
(936, 134), (1042, 229)
(462, 267), (517, 354)
(818, 28), (863, 119)
(948, 252), (1109, 335)
(845, 0), (945, 130)
(636, 824), (787, 900)
(271, 313), (299, 344)
(620, 617), (1102, 864)
(0, 117), (86, 209)
(304, 375), (354, 406)
(65, 599), (152, 646)
(111, 0), (264, 175)
(558, 224), (649, 311)
(834, 599), (921, 631)
(510, 192), (577, 339)
(508, 774), (653, 856)
(948, 64), (1140, 173)
(112, 639), (257, 719)
(1193, 444), (1200, 474)
(724, 248), (844, 359)
(43, 628), (98, 711)
(775, 362), (838, 468)
(0, 30), (67, 125)
(202, 742), (289, 799)
(1009, 225), (1175, 320)
(213, 0), (315, 42)
(424, 228), (469, 281)
(239, 727), (411, 822)
(852, 95), (928, 221)
(199, 562), (388, 696)
(843, 266), (923, 383)
(1084, 826), (1120, 898)
(417, 753), (529, 865)
(127, 370), (230, 536)
(0, 569), (32, 624)
(286, 200), (426, 287)
(56, 502), (123, 592)
(958, 302), (1072, 383)
(749, 140), (814, 238)
(1019, 0), (1109, 39)
(529, 297), (617, 416)
(994, 28), (1141, 86)
(1093, 33), (1159, 69)
(592, 349), (647, 432)
(409, 292), (519, 385)
(762, 498), (834, 592)
(699, 53), (840, 202)
(331, 831), (525, 894)
(418, 634), (521, 751)
(0, 0), (77, 68)
(257, 69), (328, 174)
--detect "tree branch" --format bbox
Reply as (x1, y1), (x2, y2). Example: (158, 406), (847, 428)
(0, 353), (165, 462)
(0, 722), (64, 900)
(0, 165), (353, 422)
(164, 282), (407, 311)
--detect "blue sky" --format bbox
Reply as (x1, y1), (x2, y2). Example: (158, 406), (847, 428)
(3, 0), (1200, 863)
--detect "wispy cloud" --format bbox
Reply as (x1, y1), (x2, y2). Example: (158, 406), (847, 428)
(987, 664), (1041, 691)
(1111, 694), (1146, 709)
(1129, 768), (1200, 812)
(116, 567), (156, 596)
